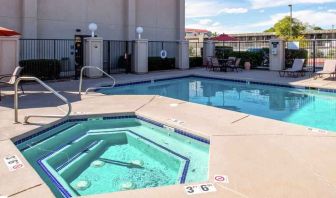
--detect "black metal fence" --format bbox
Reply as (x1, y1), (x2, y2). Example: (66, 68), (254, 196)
(148, 41), (178, 70)
(214, 41), (270, 68)
(22, 39), (336, 78)
(285, 39), (336, 71)
(189, 42), (203, 57)
(214, 40), (269, 52)
(148, 41), (178, 58)
(20, 39), (76, 78)
(103, 40), (133, 74)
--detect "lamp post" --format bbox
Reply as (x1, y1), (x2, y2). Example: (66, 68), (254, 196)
(136, 27), (144, 39)
(288, 4), (293, 39)
(88, 23), (98, 38)
(332, 25), (335, 39)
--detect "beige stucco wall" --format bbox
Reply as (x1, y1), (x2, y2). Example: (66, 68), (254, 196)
(0, 0), (22, 32)
(0, 36), (20, 75)
(0, 0), (185, 41)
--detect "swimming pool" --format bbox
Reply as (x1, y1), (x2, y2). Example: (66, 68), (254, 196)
(15, 116), (209, 197)
(100, 76), (336, 132)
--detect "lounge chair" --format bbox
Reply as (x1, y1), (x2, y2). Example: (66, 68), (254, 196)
(0, 66), (24, 101)
(279, 59), (305, 78)
(226, 58), (242, 72)
(314, 60), (336, 79)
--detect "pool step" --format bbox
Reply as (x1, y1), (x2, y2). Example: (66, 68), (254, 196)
(59, 140), (107, 182)
(46, 134), (100, 170)
(54, 140), (102, 171)
(18, 122), (85, 151)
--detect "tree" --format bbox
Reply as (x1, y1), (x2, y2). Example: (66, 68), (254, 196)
(264, 27), (275, 33)
(309, 26), (323, 31)
(211, 32), (218, 37)
(274, 16), (306, 40)
(264, 16), (306, 40)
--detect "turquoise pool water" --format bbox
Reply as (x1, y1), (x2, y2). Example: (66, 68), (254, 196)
(16, 117), (209, 197)
(100, 76), (336, 132)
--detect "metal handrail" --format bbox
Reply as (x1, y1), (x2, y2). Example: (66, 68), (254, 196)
(14, 77), (72, 123)
(79, 66), (116, 96)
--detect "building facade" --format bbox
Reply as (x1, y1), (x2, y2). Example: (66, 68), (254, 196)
(230, 30), (336, 41)
(0, 0), (185, 41)
(185, 28), (211, 42)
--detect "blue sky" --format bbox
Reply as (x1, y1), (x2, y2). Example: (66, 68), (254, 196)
(186, 0), (336, 34)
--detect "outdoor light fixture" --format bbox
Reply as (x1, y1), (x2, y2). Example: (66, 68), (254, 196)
(136, 27), (144, 39)
(88, 23), (98, 38)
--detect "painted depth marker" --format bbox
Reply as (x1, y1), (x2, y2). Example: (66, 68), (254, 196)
(3, 155), (24, 172)
(184, 183), (217, 195)
(214, 175), (229, 184)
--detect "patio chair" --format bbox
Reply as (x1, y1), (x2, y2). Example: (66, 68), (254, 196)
(205, 56), (213, 70)
(226, 57), (236, 67)
(314, 60), (336, 79)
(211, 57), (223, 72)
(226, 58), (242, 72)
(0, 66), (24, 101)
(279, 59), (305, 78)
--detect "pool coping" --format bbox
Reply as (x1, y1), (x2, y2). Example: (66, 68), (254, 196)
(14, 114), (211, 198)
(97, 74), (336, 94)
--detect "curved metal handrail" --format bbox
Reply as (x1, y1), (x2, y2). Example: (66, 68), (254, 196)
(14, 77), (72, 123)
(79, 66), (116, 96)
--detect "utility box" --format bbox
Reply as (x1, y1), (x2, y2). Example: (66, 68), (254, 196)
(0, 36), (20, 75)
(84, 37), (103, 78)
(269, 39), (285, 71)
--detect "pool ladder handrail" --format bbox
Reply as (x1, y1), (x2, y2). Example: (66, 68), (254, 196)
(79, 66), (116, 96)
(14, 76), (72, 124)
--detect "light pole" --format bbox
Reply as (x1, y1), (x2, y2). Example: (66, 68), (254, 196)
(288, 4), (293, 39)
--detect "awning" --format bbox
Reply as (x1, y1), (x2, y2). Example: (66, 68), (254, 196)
(211, 33), (237, 41)
(0, 27), (21, 36)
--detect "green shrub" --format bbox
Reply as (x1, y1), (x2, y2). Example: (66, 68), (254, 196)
(215, 48), (269, 68)
(19, 59), (61, 80)
(285, 49), (308, 68)
(148, 57), (175, 71)
(117, 54), (132, 73)
(189, 57), (203, 68)
(215, 46), (233, 58)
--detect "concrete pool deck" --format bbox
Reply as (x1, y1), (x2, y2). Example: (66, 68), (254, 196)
(0, 69), (336, 198)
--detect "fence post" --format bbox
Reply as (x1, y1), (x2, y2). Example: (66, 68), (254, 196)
(176, 40), (189, 70)
(313, 39), (316, 72)
(53, 39), (56, 60)
(106, 41), (111, 74)
(132, 39), (148, 74)
(84, 37), (104, 78)
(0, 36), (20, 75)
(203, 41), (215, 66)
